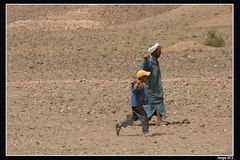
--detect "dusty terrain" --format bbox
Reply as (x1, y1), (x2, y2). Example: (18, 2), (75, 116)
(7, 4), (233, 155)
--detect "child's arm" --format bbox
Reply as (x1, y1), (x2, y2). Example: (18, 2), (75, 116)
(131, 80), (141, 93)
(133, 80), (141, 89)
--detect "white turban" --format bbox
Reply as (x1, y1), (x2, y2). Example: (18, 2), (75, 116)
(148, 43), (160, 54)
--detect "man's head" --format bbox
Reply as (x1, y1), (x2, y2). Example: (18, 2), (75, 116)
(148, 43), (162, 58)
(136, 70), (151, 83)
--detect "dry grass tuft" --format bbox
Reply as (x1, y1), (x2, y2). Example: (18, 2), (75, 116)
(203, 29), (225, 47)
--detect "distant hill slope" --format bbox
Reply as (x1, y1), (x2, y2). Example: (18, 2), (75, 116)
(7, 5), (178, 25)
(7, 5), (232, 49)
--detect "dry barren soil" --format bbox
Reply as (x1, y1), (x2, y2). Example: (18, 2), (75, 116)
(7, 4), (233, 155)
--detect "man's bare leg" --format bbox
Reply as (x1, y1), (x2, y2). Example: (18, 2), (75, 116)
(156, 111), (162, 126)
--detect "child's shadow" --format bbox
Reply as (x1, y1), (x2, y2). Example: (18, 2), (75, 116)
(150, 132), (174, 137)
(122, 132), (174, 137)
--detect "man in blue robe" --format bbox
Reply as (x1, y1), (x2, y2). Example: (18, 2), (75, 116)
(140, 43), (167, 126)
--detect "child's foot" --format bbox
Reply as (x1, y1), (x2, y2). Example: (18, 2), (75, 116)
(115, 123), (121, 136)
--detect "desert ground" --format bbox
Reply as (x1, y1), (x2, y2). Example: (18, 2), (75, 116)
(7, 4), (233, 155)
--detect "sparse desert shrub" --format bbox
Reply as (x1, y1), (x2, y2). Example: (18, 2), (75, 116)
(203, 29), (225, 47)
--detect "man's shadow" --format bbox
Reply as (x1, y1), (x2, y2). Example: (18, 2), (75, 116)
(126, 113), (190, 126)
(121, 132), (174, 137)
(130, 118), (190, 126)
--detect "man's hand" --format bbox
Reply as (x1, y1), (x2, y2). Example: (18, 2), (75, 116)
(143, 52), (150, 59)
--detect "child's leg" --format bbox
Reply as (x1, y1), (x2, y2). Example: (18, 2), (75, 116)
(126, 114), (133, 126)
(116, 110), (138, 136)
(121, 109), (138, 127)
(134, 106), (149, 134)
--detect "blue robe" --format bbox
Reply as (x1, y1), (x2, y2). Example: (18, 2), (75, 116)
(140, 55), (167, 119)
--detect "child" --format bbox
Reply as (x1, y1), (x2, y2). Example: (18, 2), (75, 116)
(115, 70), (150, 136)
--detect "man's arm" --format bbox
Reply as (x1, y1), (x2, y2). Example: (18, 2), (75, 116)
(140, 52), (150, 71)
